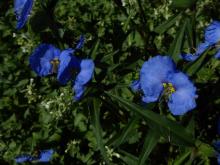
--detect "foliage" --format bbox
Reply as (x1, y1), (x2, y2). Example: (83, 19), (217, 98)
(0, 0), (220, 164)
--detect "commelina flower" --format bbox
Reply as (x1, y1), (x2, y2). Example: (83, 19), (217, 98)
(29, 36), (95, 100)
(14, 0), (34, 30)
(15, 149), (54, 163)
(131, 55), (197, 116)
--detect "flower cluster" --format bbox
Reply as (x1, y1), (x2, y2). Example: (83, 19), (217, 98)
(182, 20), (220, 61)
(14, 0), (33, 30)
(131, 55), (197, 116)
(29, 36), (95, 100)
(15, 149), (54, 163)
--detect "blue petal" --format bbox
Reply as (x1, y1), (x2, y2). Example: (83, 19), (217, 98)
(75, 35), (85, 50)
(215, 49), (220, 59)
(57, 49), (80, 85)
(181, 42), (210, 62)
(73, 84), (85, 100)
(14, 0), (27, 12)
(37, 149), (54, 162)
(75, 59), (95, 85)
(141, 78), (164, 103)
(29, 44), (61, 77)
(140, 55), (176, 103)
(168, 72), (197, 115)
(130, 80), (141, 92)
(14, 0), (33, 30)
(15, 154), (32, 163)
(73, 59), (95, 100)
(196, 42), (210, 54)
(214, 141), (220, 150)
(181, 53), (199, 62)
(205, 20), (220, 45)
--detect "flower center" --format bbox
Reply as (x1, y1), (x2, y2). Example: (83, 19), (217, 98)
(162, 82), (176, 96)
(189, 47), (197, 55)
(50, 58), (60, 73)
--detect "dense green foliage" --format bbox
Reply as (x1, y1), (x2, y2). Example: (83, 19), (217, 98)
(0, 0), (220, 164)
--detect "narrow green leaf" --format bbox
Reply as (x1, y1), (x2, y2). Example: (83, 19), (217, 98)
(138, 129), (160, 165)
(111, 117), (139, 147)
(168, 19), (187, 63)
(92, 99), (110, 164)
(154, 13), (182, 34)
(91, 39), (100, 59)
(185, 18), (194, 47)
(119, 149), (139, 165)
(173, 150), (191, 165)
(106, 92), (195, 146)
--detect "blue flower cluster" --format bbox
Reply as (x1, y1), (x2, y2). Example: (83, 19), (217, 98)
(14, 0), (33, 30)
(182, 20), (220, 61)
(29, 36), (95, 100)
(131, 55), (197, 116)
(15, 149), (54, 163)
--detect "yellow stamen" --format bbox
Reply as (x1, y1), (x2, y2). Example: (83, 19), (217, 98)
(163, 82), (176, 95)
(50, 58), (60, 73)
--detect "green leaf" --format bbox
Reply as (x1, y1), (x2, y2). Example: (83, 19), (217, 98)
(106, 92), (195, 147)
(92, 99), (110, 164)
(154, 13), (182, 34)
(138, 129), (160, 165)
(91, 39), (100, 59)
(119, 149), (139, 165)
(171, 0), (197, 9)
(173, 150), (191, 165)
(168, 19), (187, 63)
(110, 117), (139, 147)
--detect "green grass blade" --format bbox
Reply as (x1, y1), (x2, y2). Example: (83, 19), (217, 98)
(168, 19), (187, 63)
(111, 116), (139, 148)
(138, 129), (160, 165)
(154, 13), (182, 34)
(92, 99), (110, 164)
(106, 92), (195, 147)
(118, 149), (139, 165)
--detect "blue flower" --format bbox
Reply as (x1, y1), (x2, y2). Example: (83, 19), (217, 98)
(14, 0), (33, 30)
(73, 59), (95, 100)
(29, 36), (94, 100)
(15, 149), (54, 163)
(57, 49), (80, 85)
(131, 55), (197, 115)
(29, 44), (61, 77)
(205, 20), (220, 45)
(181, 42), (210, 62)
(139, 55), (176, 103)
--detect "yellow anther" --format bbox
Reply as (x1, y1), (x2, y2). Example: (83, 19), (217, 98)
(163, 82), (176, 96)
(50, 58), (60, 73)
